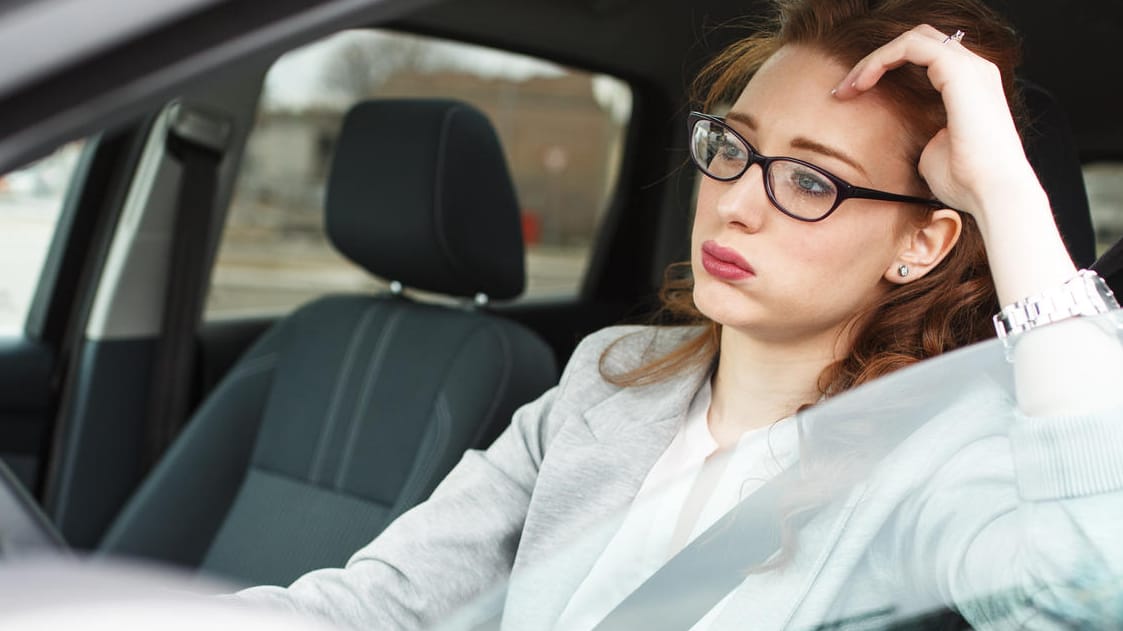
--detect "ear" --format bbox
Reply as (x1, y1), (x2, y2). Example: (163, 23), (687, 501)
(885, 209), (962, 284)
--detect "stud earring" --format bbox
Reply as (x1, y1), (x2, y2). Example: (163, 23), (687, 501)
(897, 264), (910, 278)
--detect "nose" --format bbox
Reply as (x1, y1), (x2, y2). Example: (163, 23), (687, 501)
(714, 163), (770, 232)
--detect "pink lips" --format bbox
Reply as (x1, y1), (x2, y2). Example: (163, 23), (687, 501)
(700, 240), (755, 281)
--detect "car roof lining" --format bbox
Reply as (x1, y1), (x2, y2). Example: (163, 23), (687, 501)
(1, 0), (1120, 173)
(0, 0), (225, 99)
(0, 0), (443, 173)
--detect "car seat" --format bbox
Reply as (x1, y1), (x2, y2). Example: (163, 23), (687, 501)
(98, 100), (558, 586)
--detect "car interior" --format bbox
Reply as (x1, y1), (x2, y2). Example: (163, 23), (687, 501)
(0, 0), (1121, 598)
(97, 98), (558, 586)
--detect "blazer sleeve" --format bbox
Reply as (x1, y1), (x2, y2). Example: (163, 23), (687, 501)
(897, 396), (1123, 629)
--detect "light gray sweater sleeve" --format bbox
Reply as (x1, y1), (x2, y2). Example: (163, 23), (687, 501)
(899, 397), (1123, 629)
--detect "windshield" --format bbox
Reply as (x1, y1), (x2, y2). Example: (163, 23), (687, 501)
(434, 313), (1123, 631)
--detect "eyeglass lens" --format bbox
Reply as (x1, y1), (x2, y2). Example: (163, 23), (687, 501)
(690, 117), (840, 220)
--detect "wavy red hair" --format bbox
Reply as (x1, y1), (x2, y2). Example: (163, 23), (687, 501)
(602, 0), (1020, 396)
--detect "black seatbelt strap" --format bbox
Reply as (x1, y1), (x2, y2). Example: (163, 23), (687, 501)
(590, 465), (801, 631)
(141, 103), (231, 472)
(1092, 237), (1123, 298)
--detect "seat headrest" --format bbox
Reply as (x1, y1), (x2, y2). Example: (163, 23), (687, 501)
(325, 99), (525, 300)
(1021, 81), (1096, 268)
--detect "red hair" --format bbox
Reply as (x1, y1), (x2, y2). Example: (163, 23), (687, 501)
(602, 0), (1019, 396)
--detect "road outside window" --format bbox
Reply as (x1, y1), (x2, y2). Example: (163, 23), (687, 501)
(0, 143), (84, 335)
(205, 30), (632, 319)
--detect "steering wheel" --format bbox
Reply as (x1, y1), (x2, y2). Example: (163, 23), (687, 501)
(0, 459), (67, 556)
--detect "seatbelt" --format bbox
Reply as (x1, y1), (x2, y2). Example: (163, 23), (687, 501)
(1092, 237), (1123, 298)
(586, 464), (972, 631)
(590, 465), (800, 631)
(141, 103), (231, 473)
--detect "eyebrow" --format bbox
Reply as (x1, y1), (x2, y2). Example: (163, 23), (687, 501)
(724, 110), (869, 180)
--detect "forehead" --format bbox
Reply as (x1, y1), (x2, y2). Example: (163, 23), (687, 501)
(729, 45), (913, 172)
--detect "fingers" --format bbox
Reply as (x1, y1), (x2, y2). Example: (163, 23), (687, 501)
(831, 22), (1009, 145)
(832, 24), (973, 99)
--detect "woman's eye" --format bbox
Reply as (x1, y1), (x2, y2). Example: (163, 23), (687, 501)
(714, 137), (744, 162)
(789, 168), (832, 197)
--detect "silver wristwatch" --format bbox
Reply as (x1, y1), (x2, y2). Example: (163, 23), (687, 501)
(993, 269), (1120, 341)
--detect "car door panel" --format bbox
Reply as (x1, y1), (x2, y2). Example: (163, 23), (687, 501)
(0, 337), (53, 490)
(44, 337), (155, 549)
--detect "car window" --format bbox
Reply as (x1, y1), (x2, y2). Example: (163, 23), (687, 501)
(0, 142), (86, 335)
(204, 29), (632, 320)
(1085, 162), (1123, 257)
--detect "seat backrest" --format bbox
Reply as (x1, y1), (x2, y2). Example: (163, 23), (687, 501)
(1018, 82), (1123, 296)
(98, 100), (558, 586)
(1021, 80), (1096, 268)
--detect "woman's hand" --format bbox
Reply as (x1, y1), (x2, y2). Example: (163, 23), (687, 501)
(831, 25), (1123, 417)
(833, 24), (1076, 305)
(832, 24), (1037, 223)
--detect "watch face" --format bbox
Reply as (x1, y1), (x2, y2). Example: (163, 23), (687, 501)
(1086, 272), (1120, 311)
(994, 271), (1122, 352)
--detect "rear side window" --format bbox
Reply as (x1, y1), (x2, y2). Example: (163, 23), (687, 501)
(204, 29), (632, 320)
(1085, 162), (1123, 257)
(0, 142), (85, 335)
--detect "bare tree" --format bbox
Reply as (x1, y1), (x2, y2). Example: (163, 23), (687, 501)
(320, 33), (431, 99)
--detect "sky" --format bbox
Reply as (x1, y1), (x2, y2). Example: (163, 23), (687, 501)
(264, 30), (565, 109)
(261, 29), (632, 124)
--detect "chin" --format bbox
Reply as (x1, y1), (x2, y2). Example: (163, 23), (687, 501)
(693, 282), (834, 342)
(692, 280), (762, 329)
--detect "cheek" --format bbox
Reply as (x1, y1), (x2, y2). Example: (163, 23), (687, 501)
(784, 215), (901, 289)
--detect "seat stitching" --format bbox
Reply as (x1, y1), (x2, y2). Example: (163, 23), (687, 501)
(377, 319), (485, 512)
(333, 307), (407, 489)
(389, 322), (501, 513)
(470, 322), (513, 449)
(431, 106), (476, 292)
(309, 305), (378, 483)
(392, 392), (451, 512)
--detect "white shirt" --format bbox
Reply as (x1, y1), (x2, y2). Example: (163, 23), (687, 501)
(554, 380), (800, 631)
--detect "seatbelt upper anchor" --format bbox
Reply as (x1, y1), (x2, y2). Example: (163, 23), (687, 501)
(167, 102), (232, 154)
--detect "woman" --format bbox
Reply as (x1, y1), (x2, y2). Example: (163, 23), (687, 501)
(239, 0), (1123, 628)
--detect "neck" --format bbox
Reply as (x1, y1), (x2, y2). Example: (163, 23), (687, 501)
(707, 325), (845, 448)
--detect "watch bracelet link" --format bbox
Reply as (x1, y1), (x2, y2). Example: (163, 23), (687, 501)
(992, 269), (1121, 341)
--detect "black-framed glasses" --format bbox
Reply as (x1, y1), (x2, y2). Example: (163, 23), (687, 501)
(688, 112), (945, 222)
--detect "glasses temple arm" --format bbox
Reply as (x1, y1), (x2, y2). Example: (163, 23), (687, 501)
(847, 185), (946, 208)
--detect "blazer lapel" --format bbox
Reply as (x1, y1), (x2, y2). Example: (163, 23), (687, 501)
(503, 364), (710, 630)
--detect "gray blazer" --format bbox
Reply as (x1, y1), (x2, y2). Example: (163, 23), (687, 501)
(239, 325), (1123, 630)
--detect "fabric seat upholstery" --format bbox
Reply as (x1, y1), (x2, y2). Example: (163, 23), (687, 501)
(99, 100), (558, 587)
